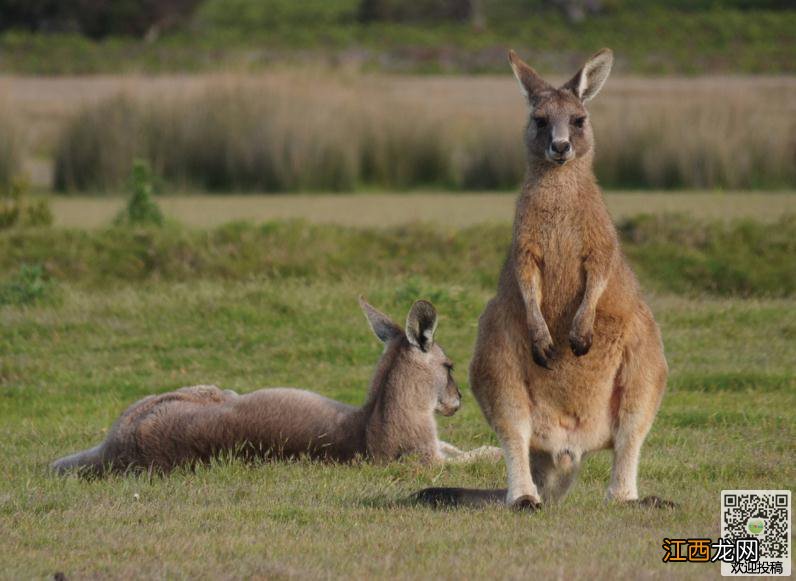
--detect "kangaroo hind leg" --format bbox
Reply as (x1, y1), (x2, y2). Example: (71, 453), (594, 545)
(607, 329), (675, 509)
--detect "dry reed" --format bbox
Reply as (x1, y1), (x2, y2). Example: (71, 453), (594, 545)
(51, 74), (796, 192)
(0, 102), (22, 187)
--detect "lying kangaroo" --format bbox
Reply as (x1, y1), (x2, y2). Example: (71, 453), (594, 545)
(414, 49), (673, 510)
(52, 298), (499, 476)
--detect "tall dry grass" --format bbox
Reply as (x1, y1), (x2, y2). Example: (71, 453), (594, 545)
(53, 74), (796, 192)
(0, 103), (22, 188)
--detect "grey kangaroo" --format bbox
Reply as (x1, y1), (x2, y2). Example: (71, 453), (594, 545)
(413, 49), (674, 511)
(52, 298), (499, 476)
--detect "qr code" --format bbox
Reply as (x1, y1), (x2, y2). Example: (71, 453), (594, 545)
(722, 490), (791, 576)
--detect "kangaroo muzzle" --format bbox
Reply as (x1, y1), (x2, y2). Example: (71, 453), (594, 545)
(546, 122), (574, 164)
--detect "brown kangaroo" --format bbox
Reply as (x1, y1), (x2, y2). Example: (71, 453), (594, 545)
(414, 49), (673, 510)
(52, 298), (498, 476)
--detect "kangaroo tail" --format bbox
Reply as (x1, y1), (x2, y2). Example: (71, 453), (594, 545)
(51, 444), (106, 477)
(410, 487), (508, 508)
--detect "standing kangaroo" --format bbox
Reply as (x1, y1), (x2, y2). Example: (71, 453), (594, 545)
(52, 298), (498, 476)
(414, 49), (673, 510)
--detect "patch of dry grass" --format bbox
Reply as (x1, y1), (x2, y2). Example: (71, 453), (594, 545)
(0, 100), (22, 187)
(45, 191), (796, 229)
(45, 73), (796, 192)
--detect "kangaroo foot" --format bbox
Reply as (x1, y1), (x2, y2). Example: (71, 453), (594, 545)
(510, 495), (542, 512)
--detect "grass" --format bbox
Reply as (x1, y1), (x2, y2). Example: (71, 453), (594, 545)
(0, 3), (793, 75)
(1, 279), (794, 578)
(2, 214), (795, 297)
(44, 191), (796, 229)
(49, 74), (796, 193)
(0, 103), (21, 188)
(1, 204), (793, 577)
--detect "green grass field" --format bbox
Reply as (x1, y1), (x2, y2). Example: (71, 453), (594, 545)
(1, 195), (794, 578)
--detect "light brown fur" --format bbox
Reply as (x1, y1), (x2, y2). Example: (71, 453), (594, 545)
(414, 49), (672, 511)
(52, 298), (499, 476)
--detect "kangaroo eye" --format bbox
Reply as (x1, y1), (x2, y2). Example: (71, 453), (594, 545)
(573, 116), (587, 128)
(534, 117), (548, 129)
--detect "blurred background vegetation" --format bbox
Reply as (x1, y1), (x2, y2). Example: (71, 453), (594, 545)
(0, 0), (793, 74)
(0, 0), (793, 194)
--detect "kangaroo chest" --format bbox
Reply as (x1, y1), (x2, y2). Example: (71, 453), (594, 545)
(521, 208), (586, 324)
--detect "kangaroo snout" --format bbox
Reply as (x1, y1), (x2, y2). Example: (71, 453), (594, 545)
(548, 140), (573, 164)
(437, 399), (460, 417)
(437, 383), (461, 416)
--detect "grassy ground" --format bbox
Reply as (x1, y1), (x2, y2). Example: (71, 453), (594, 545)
(1, 279), (794, 578)
(1, 196), (794, 578)
(46, 191), (796, 228)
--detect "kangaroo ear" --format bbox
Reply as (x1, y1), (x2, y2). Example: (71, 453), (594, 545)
(359, 296), (401, 344)
(562, 48), (613, 103)
(405, 300), (438, 352)
(508, 49), (550, 104)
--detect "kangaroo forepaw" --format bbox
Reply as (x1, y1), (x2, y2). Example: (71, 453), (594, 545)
(510, 495), (542, 512)
(531, 341), (557, 370)
(569, 330), (592, 356)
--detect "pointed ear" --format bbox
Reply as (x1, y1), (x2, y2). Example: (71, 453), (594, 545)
(508, 49), (550, 104)
(405, 300), (438, 352)
(359, 296), (401, 344)
(561, 48), (613, 103)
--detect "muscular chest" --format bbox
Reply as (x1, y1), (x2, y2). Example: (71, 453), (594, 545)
(520, 209), (585, 276)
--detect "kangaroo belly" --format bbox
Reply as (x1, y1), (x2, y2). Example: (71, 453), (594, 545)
(526, 367), (618, 459)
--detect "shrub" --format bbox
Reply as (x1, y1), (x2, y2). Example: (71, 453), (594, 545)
(114, 160), (165, 226)
(2, 214), (793, 297)
(619, 213), (796, 296)
(0, 178), (53, 230)
(0, 264), (52, 306)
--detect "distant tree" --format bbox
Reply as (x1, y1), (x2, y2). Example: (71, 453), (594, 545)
(358, 0), (474, 23)
(73, 0), (203, 39)
(0, 0), (202, 38)
(550, 0), (604, 23)
(0, 0), (72, 32)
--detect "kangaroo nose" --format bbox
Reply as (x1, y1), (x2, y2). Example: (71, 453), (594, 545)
(552, 140), (571, 154)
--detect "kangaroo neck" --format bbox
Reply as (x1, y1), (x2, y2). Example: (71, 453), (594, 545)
(523, 156), (596, 206)
(360, 342), (436, 458)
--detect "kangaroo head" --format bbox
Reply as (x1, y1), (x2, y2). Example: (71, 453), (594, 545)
(358, 297), (461, 417)
(508, 48), (613, 167)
